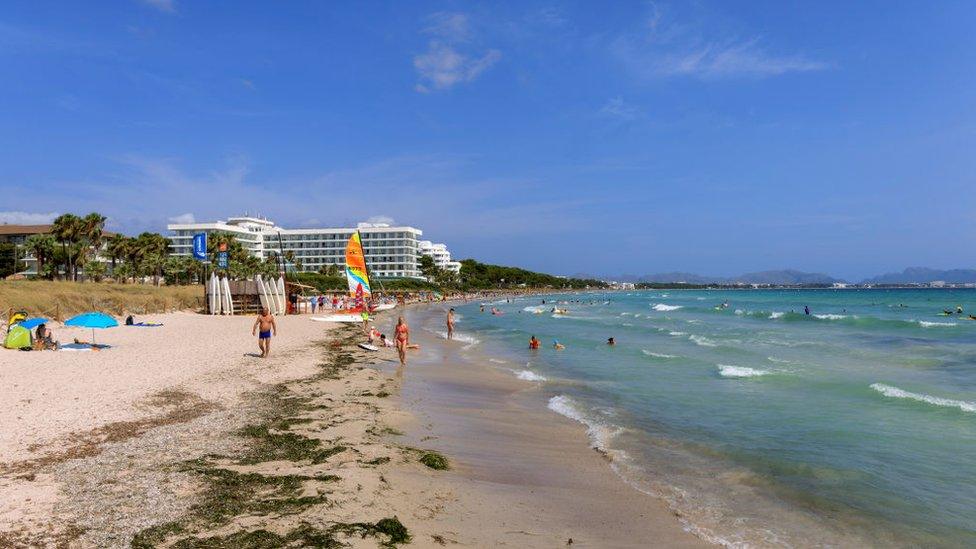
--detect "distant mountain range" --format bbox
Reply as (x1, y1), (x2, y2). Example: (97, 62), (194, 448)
(860, 267), (976, 285)
(575, 267), (976, 286)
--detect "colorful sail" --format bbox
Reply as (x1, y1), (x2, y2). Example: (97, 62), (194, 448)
(345, 231), (371, 301)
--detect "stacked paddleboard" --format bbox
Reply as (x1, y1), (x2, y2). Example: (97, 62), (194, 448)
(254, 275), (287, 315)
(208, 272), (235, 315)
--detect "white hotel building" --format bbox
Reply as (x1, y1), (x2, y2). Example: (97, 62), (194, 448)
(167, 216), (432, 279)
(418, 240), (462, 273)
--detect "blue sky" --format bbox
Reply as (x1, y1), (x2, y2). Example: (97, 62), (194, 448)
(1, 1), (974, 279)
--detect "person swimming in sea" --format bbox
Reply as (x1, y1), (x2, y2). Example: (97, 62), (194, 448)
(529, 335), (540, 349)
(804, 305), (810, 315)
(607, 337), (615, 346)
(553, 340), (565, 350)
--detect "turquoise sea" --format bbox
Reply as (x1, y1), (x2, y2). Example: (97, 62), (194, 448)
(443, 289), (976, 547)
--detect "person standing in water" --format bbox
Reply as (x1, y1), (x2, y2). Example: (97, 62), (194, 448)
(251, 307), (277, 358)
(446, 308), (455, 340)
(395, 316), (410, 366)
(804, 305), (810, 316)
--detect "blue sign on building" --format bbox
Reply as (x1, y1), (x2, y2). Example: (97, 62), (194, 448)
(217, 251), (229, 269)
(192, 233), (207, 261)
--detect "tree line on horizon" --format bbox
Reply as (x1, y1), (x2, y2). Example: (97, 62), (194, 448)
(1, 211), (606, 291)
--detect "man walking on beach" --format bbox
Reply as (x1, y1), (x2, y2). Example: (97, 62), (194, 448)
(446, 308), (455, 340)
(252, 307), (277, 358)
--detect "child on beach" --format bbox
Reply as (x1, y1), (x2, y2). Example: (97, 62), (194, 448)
(251, 307), (277, 358)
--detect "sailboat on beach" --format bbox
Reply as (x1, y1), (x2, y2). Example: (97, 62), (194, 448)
(311, 231), (379, 322)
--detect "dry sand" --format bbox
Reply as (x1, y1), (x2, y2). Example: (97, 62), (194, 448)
(0, 307), (710, 547)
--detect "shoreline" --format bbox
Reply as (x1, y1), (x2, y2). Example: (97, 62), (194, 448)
(382, 303), (708, 547)
(1, 305), (707, 547)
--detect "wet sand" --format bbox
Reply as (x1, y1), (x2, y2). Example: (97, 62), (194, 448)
(378, 305), (707, 547)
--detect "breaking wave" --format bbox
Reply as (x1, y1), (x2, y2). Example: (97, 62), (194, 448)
(870, 383), (975, 413)
(718, 365), (770, 378)
(689, 335), (718, 347)
(918, 321), (957, 328)
(642, 350), (678, 359)
(515, 370), (548, 382)
(548, 395), (623, 454)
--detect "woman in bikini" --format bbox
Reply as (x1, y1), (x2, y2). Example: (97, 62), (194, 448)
(395, 316), (410, 366)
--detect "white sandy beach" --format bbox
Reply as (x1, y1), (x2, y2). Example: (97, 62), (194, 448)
(1, 308), (707, 547)
(0, 312), (330, 463)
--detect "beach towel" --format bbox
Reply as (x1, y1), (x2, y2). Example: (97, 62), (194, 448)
(60, 343), (113, 352)
(128, 322), (163, 327)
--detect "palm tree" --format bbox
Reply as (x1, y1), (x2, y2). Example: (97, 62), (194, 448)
(283, 250), (302, 272)
(105, 234), (129, 279)
(82, 212), (107, 252)
(24, 234), (56, 279)
(132, 232), (170, 285)
(81, 212), (106, 244)
(52, 213), (83, 280)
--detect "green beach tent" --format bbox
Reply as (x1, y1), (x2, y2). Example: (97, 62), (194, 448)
(4, 325), (31, 350)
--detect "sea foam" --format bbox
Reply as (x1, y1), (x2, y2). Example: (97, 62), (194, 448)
(515, 370), (547, 382)
(432, 330), (480, 347)
(548, 395), (622, 453)
(870, 383), (975, 413)
(918, 321), (957, 328)
(813, 313), (848, 320)
(653, 304), (683, 312)
(689, 335), (718, 347)
(642, 350), (677, 359)
(718, 365), (770, 378)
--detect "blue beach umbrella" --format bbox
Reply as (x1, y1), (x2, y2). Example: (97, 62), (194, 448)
(65, 312), (118, 347)
(16, 318), (49, 330)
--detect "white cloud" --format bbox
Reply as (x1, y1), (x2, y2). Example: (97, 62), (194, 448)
(651, 39), (828, 78)
(365, 215), (395, 225)
(140, 0), (176, 13)
(0, 211), (60, 225)
(414, 43), (501, 92)
(414, 12), (500, 92)
(168, 212), (195, 224)
(599, 97), (642, 120)
(612, 5), (829, 80)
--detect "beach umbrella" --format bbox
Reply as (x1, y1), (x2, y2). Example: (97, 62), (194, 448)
(16, 317), (49, 330)
(64, 312), (118, 347)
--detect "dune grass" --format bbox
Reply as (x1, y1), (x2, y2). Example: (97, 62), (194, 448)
(0, 280), (202, 319)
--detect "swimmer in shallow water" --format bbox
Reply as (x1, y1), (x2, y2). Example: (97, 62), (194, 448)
(553, 340), (565, 350)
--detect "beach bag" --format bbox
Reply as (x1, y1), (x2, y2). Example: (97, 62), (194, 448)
(4, 325), (32, 350)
